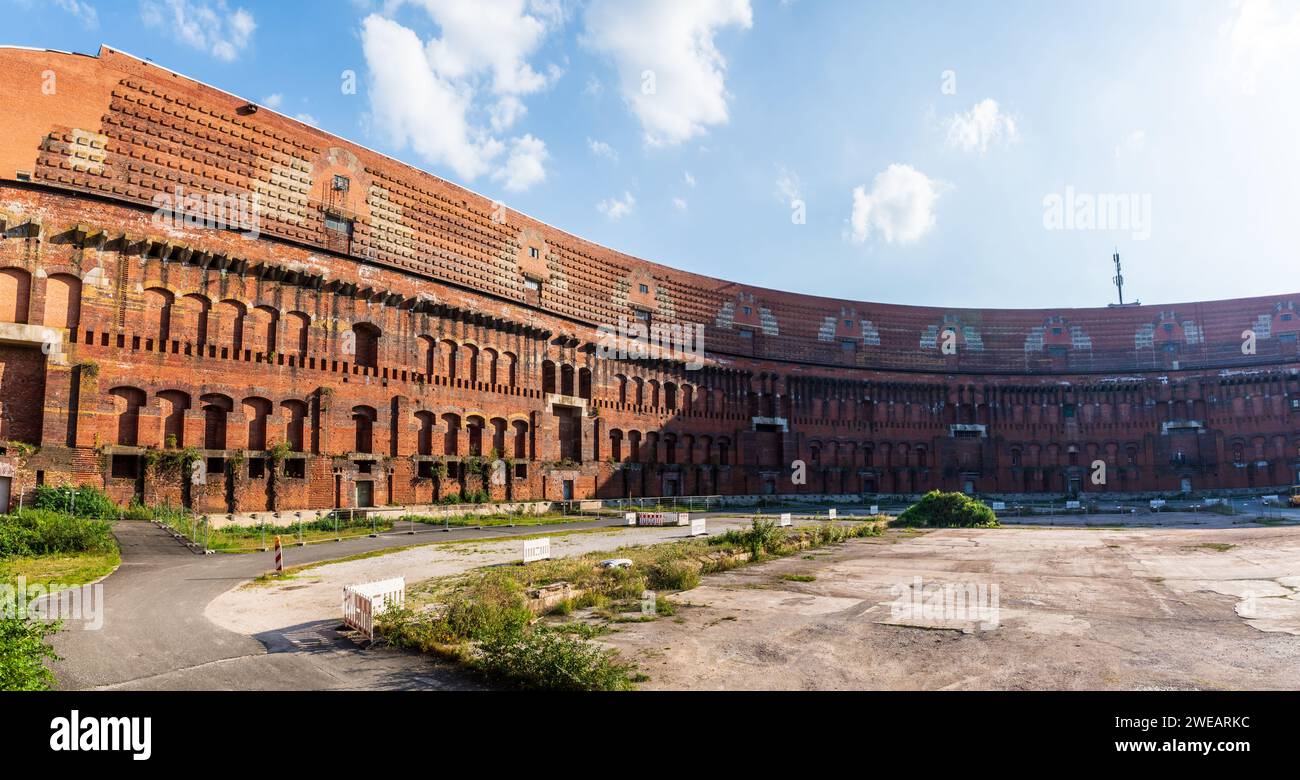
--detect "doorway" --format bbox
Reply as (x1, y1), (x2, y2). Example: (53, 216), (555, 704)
(355, 480), (374, 508)
(562, 479), (574, 500)
(0, 476), (10, 513)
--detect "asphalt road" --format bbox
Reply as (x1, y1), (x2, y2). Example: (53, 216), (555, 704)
(49, 517), (623, 690)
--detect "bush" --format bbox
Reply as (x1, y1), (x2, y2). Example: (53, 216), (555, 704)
(32, 485), (118, 520)
(895, 491), (999, 528)
(646, 558), (700, 591)
(0, 510), (116, 557)
(476, 626), (638, 691)
(0, 617), (61, 691)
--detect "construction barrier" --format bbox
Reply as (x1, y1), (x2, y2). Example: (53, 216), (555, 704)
(828, 508), (837, 519)
(342, 576), (406, 640)
(778, 512), (792, 527)
(523, 537), (551, 563)
(273, 535), (283, 573)
(636, 511), (689, 527)
(689, 517), (707, 536)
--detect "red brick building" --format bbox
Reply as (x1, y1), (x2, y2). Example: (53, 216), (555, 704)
(1, 46), (1297, 512)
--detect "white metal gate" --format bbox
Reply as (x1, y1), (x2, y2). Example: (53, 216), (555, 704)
(341, 576), (405, 640)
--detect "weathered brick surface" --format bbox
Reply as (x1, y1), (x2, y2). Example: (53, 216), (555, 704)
(0, 45), (1297, 512)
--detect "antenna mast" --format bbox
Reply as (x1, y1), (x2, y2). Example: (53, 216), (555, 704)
(1111, 249), (1125, 306)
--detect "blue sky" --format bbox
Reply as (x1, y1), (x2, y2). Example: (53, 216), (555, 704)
(7, 0), (1300, 309)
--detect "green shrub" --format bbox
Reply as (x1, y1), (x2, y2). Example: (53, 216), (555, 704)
(122, 501), (154, 521)
(895, 491), (999, 528)
(476, 626), (637, 691)
(0, 617), (61, 691)
(32, 485), (119, 520)
(0, 510), (116, 557)
(647, 558), (700, 591)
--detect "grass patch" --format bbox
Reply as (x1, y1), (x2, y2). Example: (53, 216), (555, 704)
(0, 550), (121, 592)
(780, 574), (816, 582)
(1193, 543), (1236, 553)
(399, 512), (605, 528)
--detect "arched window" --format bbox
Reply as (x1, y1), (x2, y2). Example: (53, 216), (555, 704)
(351, 323), (380, 370)
(281, 400), (307, 451)
(0, 267), (31, 324)
(415, 411), (436, 456)
(243, 397), (272, 450)
(352, 405), (377, 453)
(542, 360), (557, 395)
(201, 394), (233, 450)
(109, 387), (146, 446)
(157, 390), (191, 448)
(43, 273), (81, 330)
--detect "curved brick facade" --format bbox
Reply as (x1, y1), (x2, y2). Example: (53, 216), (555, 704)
(1, 45), (1298, 513)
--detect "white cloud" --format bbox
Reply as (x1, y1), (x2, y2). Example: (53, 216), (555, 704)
(583, 75), (603, 96)
(1222, 0), (1300, 95)
(360, 3), (561, 191)
(849, 164), (945, 245)
(683, 171), (696, 187)
(492, 134), (548, 191)
(295, 113), (319, 127)
(597, 190), (636, 220)
(1114, 129), (1146, 159)
(583, 0), (753, 147)
(52, 0), (98, 27)
(587, 138), (618, 161)
(262, 93), (284, 109)
(775, 165), (801, 204)
(489, 95), (527, 132)
(672, 197), (688, 212)
(141, 0), (255, 62)
(944, 98), (1018, 155)
(405, 0), (558, 95)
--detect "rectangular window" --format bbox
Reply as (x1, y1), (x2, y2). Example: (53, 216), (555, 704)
(841, 339), (856, 351)
(324, 214), (353, 235)
(248, 458), (266, 479)
(332, 175), (350, 192)
(285, 459), (306, 479)
(524, 278), (541, 292)
(738, 328), (753, 340)
(639, 283), (650, 293)
(742, 306), (752, 315)
(417, 461), (435, 479)
(529, 247), (539, 258)
(111, 455), (140, 479)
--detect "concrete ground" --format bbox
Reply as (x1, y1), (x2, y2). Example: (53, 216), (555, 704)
(49, 509), (1300, 690)
(594, 515), (1300, 690)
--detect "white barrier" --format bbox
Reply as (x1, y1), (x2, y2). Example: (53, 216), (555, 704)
(1065, 500), (1081, 510)
(625, 512), (636, 526)
(523, 537), (551, 563)
(778, 512), (792, 527)
(689, 517), (706, 536)
(636, 511), (687, 527)
(828, 508), (837, 519)
(1150, 499), (1166, 509)
(991, 501), (1006, 511)
(1262, 495), (1280, 506)
(342, 576), (406, 640)
(869, 504), (879, 514)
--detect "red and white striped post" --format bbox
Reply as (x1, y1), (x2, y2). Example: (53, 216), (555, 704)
(273, 535), (283, 574)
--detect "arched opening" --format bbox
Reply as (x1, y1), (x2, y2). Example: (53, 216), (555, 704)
(243, 397), (272, 450)
(0, 267), (31, 324)
(541, 360), (557, 394)
(110, 387), (146, 446)
(42, 273), (81, 330)
(157, 390), (190, 447)
(351, 323), (380, 369)
(352, 405), (377, 453)
(201, 394), (233, 450)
